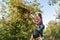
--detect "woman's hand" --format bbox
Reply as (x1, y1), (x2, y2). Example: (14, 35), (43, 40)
(30, 14), (34, 18)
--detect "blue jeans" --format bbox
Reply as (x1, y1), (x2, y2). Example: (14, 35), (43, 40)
(38, 24), (45, 37)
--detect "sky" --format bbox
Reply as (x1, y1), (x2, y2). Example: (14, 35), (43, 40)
(24, 0), (59, 27)
(37, 0), (60, 27)
(0, 0), (2, 19)
(37, 0), (58, 26)
(0, 0), (59, 27)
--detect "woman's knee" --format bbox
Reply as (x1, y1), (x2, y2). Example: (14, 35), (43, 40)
(39, 24), (45, 30)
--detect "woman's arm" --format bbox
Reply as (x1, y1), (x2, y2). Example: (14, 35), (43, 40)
(30, 14), (35, 19)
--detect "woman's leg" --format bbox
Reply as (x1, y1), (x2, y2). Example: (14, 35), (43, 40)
(39, 24), (45, 37)
(30, 34), (34, 40)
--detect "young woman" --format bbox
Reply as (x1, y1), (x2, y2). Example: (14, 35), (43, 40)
(37, 12), (45, 39)
(30, 12), (45, 40)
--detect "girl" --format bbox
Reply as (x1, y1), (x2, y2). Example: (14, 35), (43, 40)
(37, 12), (45, 39)
(30, 12), (45, 40)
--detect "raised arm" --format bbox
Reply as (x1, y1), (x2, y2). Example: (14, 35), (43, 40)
(29, 14), (36, 23)
(30, 14), (35, 19)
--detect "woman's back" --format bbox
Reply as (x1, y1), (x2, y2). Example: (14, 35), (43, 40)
(34, 15), (42, 25)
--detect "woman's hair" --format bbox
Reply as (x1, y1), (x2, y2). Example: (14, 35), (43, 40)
(35, 12), (43, 24)
(38, 13), (42, 18)
(37, 12), (42, 18)
(38, 12), (43, 24)
(35, 12), (42, 18)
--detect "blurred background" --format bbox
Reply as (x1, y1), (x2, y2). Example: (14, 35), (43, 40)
(0, 0), (60, 40)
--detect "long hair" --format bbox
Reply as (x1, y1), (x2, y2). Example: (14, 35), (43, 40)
(38, 13), (42, 19)
(37, 12), (43, 24)
(35, 12), (42, 18)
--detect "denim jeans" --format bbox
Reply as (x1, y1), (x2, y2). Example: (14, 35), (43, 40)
(38, 24), (45, 37)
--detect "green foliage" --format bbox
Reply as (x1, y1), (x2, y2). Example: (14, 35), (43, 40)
(48, 0), (59, 6)
(1, 0), (60, 40)
(0, 0), (41, 40)
(44, 20), (60, 40)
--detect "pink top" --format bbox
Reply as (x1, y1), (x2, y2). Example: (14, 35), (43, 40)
(34, 16), (42, 25)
